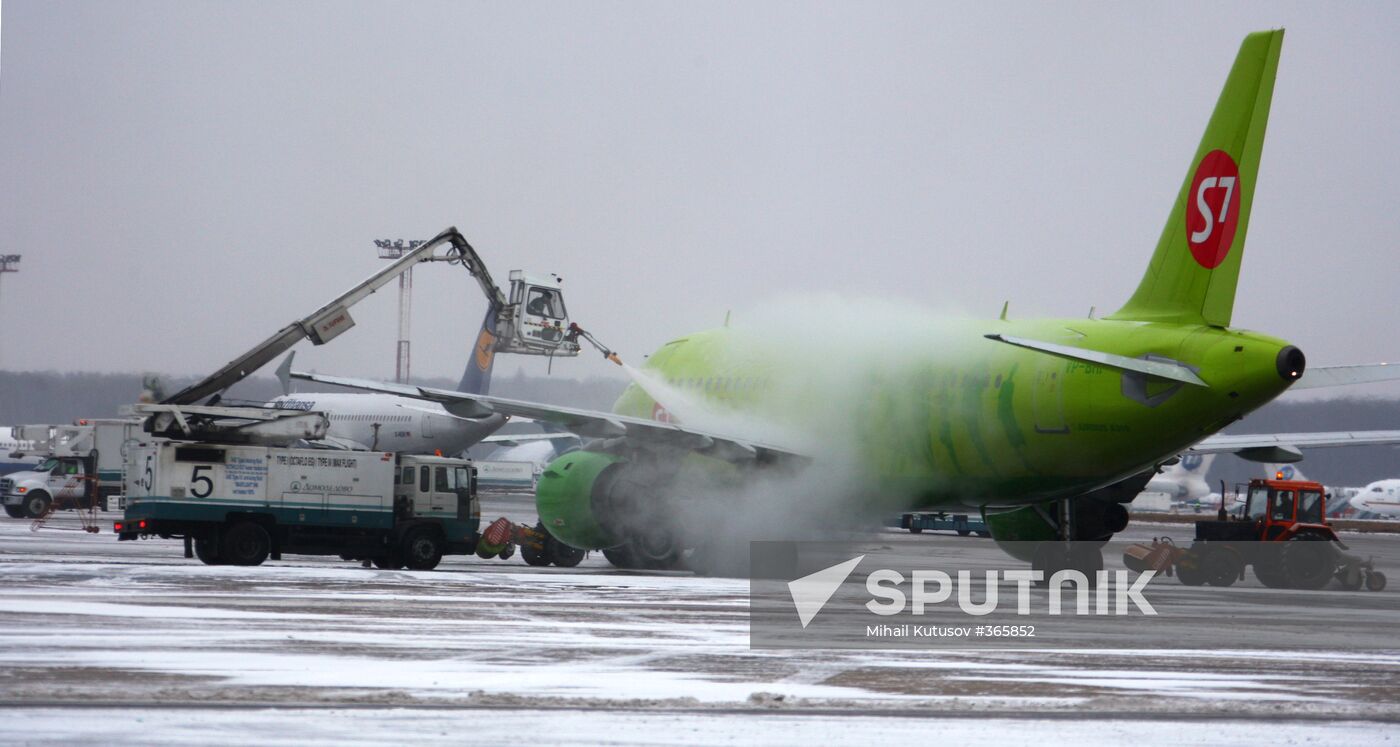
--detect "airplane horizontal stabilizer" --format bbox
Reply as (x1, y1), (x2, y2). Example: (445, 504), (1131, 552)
(984, 334), (1207, 386)
(1291, 362), (1400, 390)
(1191, 430), (1400, 462)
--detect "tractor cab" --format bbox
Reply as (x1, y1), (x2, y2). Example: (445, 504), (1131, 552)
(1240, 478), (1330, 540)
(1201, 478), (1336, 542)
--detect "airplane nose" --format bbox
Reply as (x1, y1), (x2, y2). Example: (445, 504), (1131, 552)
(1276, 345), (1306, 382)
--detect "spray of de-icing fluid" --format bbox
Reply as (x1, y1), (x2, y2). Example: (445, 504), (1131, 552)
(606, 293), (986, 574)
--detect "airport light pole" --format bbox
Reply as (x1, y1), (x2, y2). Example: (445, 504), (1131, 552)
(373, 240), (424, 383)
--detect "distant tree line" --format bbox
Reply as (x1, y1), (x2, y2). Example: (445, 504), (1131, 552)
(1, 370), (1396, 486)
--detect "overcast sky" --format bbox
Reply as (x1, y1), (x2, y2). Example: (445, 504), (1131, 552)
(2, 2), (1398, 397)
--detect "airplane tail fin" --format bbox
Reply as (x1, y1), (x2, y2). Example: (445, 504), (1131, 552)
(458, 308), (498, 395)
(1177, 452), (1216, 476)
(1108, 30), (1283, 328)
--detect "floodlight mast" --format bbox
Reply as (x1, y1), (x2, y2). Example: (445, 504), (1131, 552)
(375, 240), (425, 383)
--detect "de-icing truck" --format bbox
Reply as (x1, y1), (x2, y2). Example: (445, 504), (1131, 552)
(116, 440), (484, 569)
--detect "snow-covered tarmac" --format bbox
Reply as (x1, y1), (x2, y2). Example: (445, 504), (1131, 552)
(2, 494), (1399, 745)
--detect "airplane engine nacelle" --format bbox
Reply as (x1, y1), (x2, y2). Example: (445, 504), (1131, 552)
(534, 450), (626, 550)
(983, 499), (1130, 561)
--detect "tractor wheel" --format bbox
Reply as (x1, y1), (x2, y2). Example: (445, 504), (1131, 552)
(1366, 571), (1387, 592)
(1253, 561), (1289, 588)
(4, 505), (25, 519)
(1338, 565), (1365, 591)
(221, 522), (270, 566)
(401, 527), (444, 571)
(1201, 546), (1243, 587)
(1174, 546), (1209, 586)
(1280, 536), (1335, 590)
(193, 535), (222, 565)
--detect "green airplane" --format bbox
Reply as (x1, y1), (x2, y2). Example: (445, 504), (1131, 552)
(294, 30), (1400, 574)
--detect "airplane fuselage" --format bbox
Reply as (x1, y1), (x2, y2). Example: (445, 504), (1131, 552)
(268, 393), (506, 455)
(1352, 479), (1400, 519)
(612, 317), (1299, 510)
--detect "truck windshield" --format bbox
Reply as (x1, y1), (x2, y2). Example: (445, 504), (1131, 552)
(33, 458), (59, 473)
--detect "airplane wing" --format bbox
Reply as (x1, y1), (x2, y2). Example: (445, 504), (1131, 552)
(479, 432), (581, 446)
(290, 371), (802, 465)
(392, 403), (497, 422)
(1190, 430), (1400, 463)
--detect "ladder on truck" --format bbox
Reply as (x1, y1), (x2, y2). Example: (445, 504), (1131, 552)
(29, 473), (101, 534)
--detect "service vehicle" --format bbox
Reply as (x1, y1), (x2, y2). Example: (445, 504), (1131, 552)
(116, 440), (482, 570)
(2, 419), (140, 518)
(1124, 477), (1386, 591)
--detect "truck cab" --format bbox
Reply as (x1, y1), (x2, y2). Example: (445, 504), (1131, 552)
(2, 455), (94, 518)
(396, 455), (479, 529)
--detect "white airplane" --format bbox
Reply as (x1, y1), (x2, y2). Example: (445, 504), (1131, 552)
(481, 428), (581, 470)
(1142, 453), (1220, 506)
(267, 312), (507, 455)
(1349, 479), (1400, 519)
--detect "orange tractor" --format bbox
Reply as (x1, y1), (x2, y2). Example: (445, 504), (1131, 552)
(1124, 478), (1386, 591)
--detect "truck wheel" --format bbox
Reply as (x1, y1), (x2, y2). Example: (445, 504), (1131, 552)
(1366, 571), (1387, 592)
(401, 527), (444, 571)
(957, 529), (972, 537)
(221, 522), (271, 566)
(1281, 536), (1335, 590)
(23, 492), (52, 519)
(909, 525), (923, 534)
(193, 536), (222, 565)
(547, 534), (585, 568)
(3, 505), (25, 519)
